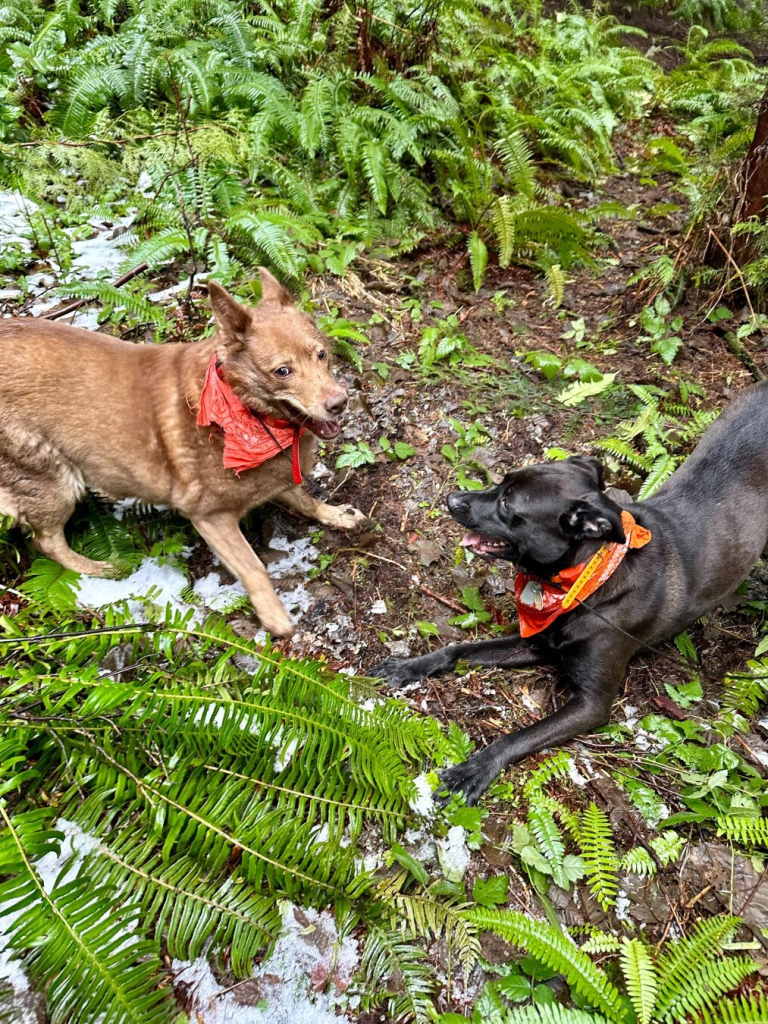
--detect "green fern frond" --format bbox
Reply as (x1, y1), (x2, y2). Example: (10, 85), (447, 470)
(620, 937), (658, 1024)
(358, 921), (435, 1023)
(505, 1007), (610, 1024)
(699, 992), (768, 1024)
(715, 816), (768, 850)
(466, 908), (626, 1021)
(577, 803), (619, 910)
(655, 915), (741, 1019)
(467, 230), (488, 293)
(0, 806), (174, 1024)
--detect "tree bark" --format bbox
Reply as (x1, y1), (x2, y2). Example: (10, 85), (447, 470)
(732, 82), (768, 263)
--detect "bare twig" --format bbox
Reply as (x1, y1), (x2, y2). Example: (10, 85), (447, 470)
(6, 127), (212, 149)
(40, 262), (149, 320)
(706, 226), (757, 322)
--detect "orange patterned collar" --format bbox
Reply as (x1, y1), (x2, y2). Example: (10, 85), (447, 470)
(514, 510), (652, 637)
(196, 354), (305, 483)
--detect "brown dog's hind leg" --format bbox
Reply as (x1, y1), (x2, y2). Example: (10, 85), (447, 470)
(277, 486), (368, 531)
(191, 512), (294, 638)
(32, 524), (114, 576)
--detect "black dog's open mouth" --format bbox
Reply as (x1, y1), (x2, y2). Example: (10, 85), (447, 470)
(459, 532), (512, 558)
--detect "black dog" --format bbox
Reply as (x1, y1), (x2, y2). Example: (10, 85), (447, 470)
(374, 382), (768, 805)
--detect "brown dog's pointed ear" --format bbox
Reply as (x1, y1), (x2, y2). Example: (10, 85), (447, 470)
(560, 494), (625, 543)
(208, 281), (251, 350)
(566, 455), (605, 490)
(259, 267), (293, 307)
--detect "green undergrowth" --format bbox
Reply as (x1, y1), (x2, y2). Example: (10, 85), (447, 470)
(0, 0), (765, 319)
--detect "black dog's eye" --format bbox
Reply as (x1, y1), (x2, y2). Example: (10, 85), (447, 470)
(275, 366), (291, 377)
(318, 349), (326, 360)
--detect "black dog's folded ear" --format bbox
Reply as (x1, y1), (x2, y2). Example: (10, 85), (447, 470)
(560, 494), (625, 543)
(566, 455), (605, 490)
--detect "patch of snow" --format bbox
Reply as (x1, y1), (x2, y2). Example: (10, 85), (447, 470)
(112, 498), (138, 520)
(0, 190), (39, 251)
(193, 571), (248, 612)
(566, 758), (590, 788)
(437, 826), (470, 883)
(68, 309), (101, 331)
(267, 534), (319, 580)
(74, 556), (191, 622)
(71, 214), (135, 281)
(615, 889), (631, 921)
(369, 599), (387, 614)
(384, 639), (410, 657)
(310, 823), (329, 846)
(173, 901), (358, 1024)
(148, 275), (208, 304)
(136, 170), (155, 197)
(634, 729), (667, 754)
(521, 693), (542, 713)
(409, 773), (435, 817)
(274, 737), (299, 772)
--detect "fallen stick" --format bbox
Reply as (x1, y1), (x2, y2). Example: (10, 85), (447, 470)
(40, 262), (150, 321)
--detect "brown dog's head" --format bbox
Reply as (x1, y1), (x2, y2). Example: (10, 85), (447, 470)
(208, 269), (348, 439)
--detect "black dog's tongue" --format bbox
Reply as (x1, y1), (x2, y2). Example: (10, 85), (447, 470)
(460, 532), (508, 553)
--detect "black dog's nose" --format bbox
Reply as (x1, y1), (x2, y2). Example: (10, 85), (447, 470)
(447, 491), (469, 515)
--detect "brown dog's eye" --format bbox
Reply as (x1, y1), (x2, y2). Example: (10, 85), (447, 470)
(275, 366), (290, 377)
(318, 350), (326, 360)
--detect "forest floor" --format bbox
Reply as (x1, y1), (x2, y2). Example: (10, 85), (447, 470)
(3, 112), (768, 1020)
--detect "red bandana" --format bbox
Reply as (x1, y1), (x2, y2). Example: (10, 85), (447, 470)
(196, 354), (305, 484)
(514, 510), (652, 637)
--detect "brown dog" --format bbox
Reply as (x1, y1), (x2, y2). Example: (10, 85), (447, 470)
(0, 269), (367, 636)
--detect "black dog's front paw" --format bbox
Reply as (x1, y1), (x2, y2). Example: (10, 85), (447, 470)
(438, 754), (498, 807)
(371, 656), (425, 689)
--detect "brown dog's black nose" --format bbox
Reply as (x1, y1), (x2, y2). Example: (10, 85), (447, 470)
(325, 392), (348, 415)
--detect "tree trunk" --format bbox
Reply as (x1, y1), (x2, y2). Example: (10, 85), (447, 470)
(732, 82), (768, 263)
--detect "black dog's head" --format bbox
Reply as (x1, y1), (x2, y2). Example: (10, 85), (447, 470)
(447, 456), (626, 577)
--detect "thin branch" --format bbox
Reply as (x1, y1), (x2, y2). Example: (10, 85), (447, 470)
(40, 263), (149, 321)
(706, 226), (757, 322)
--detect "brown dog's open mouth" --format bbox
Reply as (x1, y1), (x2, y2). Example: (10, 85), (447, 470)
(460, 532), (511, 558)
(304, 419), (340, 440)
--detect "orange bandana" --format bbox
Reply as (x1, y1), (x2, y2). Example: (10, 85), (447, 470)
(196, 354), (305, 484)
(514, 510), (652, 637)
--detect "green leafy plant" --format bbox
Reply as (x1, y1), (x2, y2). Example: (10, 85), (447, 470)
(594, 383), (717, 497)
(637, 296), (684, 365)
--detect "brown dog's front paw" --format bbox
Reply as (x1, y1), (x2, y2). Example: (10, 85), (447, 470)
(335, 505), (368, 531)
(258, 607), (295, 639)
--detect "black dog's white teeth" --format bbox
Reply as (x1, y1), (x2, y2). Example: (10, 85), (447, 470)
(459, 532), (509, 556)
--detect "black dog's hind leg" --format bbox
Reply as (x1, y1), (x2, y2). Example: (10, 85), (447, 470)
(373, 636), (548, 689)
(439, 637), (635, 805)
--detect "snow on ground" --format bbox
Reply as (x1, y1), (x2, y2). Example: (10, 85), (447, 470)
(409, 773), (435, 816)
(72, 532), (320, 627)
(173, 901), (358, 1024)
(70, 213), (135, 282)
(74, 556), (191, 622)
(0, 188), (135, 319)
(0, 190), (39, 251)
(437, 825), (470, 883)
